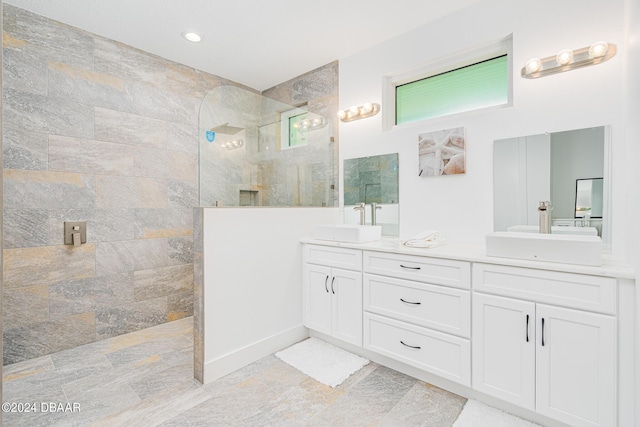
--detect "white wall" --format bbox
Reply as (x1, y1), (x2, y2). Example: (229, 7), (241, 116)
(525, 135), (551, 225)
(494, 134), (551, 231)
(550, 128), (604, 218)
(201, 207), (338, 382)
(623, 0), (640, 419)
(493, 138), (526, 230)
(339, 0), (627, 254)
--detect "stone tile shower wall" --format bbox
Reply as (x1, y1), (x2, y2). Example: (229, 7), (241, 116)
(261, 61), (339, 207)
(198, 63), (339, 208)
(1, 5), (237, 364)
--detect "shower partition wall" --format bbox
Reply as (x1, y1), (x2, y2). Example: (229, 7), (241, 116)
(198, 85), (336, 207)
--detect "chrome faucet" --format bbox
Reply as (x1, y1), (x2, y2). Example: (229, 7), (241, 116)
(371, 203), (382, 226)
(353, 203), (366, 225)
(538, 201), (552, 234)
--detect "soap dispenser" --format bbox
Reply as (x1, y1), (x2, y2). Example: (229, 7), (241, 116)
(538, 201), (552, 234)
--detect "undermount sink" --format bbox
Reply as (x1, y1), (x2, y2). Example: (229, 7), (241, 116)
(507, 225), (598, 236)
(486, 231), (602, 266)
(314, 224), (382, 243)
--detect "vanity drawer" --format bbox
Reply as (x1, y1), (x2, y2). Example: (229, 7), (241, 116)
(363, 274), (470, 338)
(363, 251), (470, 289)
(304, 244), (362, 271)
(473, 263), (617, 315)
(364, 313), (470, 386)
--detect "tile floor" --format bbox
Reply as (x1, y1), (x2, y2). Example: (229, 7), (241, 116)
(3, 317), (467, 426)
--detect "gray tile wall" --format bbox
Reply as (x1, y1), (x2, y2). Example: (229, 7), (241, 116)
(192, 208), (204, 383)
(198, 63), (338, 208)
(261, 61), (339, 207)
(344, 154), (400, 205)
(2, 5), (228, 364)
(1, 0), (4, 405)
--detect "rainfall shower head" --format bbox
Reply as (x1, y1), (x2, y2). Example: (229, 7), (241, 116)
(210, 123), (244, 135)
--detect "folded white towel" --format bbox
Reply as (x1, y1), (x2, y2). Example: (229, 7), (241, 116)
(403, 230), (444, 248)
(403, 238), (446, 248)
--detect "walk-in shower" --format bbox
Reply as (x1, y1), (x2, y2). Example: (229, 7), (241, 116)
(198, 85), (337, 207)
(194, 82), (340, 384)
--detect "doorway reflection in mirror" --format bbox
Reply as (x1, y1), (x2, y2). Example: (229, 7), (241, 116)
(493, 126), (609, 244)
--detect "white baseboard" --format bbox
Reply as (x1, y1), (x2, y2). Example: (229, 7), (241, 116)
(203, 325), (309, 384)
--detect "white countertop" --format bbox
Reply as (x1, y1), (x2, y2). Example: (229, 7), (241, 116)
(301, 237), (635, 280)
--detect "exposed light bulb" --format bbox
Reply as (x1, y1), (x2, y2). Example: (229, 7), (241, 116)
(589, 41), (608, 58)
(338, 103), (380, 121)
(182, 31), (202, 43)
(522, 42), (615, 79)
(220, 139), (244, 150)
(556, 49), (574, 66)
(525, 58), (542, 74)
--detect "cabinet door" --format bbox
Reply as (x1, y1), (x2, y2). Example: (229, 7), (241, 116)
(536, 304), (616, 427)
(472, 293), (536, 410)
(331, 268), (363, 346)
(303, 264), (332, 335)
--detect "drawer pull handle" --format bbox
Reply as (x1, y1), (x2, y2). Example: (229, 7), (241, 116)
(541, 318), (545, 347)
(324, 275), (329, 293)
(400, 264), (421, 270)
(400, 298), (421, 305)
(526, 314), (529, 343)
(331, 276), (336, 294)
(400, 341), (421, 350)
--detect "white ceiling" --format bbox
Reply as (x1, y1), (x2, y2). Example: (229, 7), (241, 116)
(4, 0), (480, 91)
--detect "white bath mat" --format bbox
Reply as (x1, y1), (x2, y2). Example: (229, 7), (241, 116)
(275, 338), (369, 387)
(453, 399), (542, 427)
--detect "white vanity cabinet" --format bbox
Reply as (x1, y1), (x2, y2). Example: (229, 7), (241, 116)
(303, 245), (363, 346)
(473, 263), (617, 427)
(362, 251), (472, 386)
(301, 240), (634, 427)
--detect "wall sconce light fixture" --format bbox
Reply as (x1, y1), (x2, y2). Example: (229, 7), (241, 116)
(521, 41), (616, 79)
(220, 139), (244, 150)
(337, 103), (380, 122)
(292, 116), (327, 131)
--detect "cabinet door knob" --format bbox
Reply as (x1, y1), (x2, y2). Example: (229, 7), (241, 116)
(400, 340), (421, 350)
(324, 275), (329, 293)
(330, 276), (336, 294)
(400, 298), (421, 305)
(400, 264), (421, 270)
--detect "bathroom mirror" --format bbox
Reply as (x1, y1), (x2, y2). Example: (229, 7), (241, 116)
(493, 126), (610, 243)
(343, 153), (399, 236)
(575, 178), (603, 218)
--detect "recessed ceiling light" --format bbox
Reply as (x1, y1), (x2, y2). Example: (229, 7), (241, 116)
(182, 31), (202, 43)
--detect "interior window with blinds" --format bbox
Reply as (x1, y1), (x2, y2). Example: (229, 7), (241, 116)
(396, 54), (508, 124)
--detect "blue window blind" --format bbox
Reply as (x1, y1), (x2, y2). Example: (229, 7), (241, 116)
(396, 55), (508, 124)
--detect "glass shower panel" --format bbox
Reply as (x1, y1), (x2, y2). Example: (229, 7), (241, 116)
(198, 85), (335, 207)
